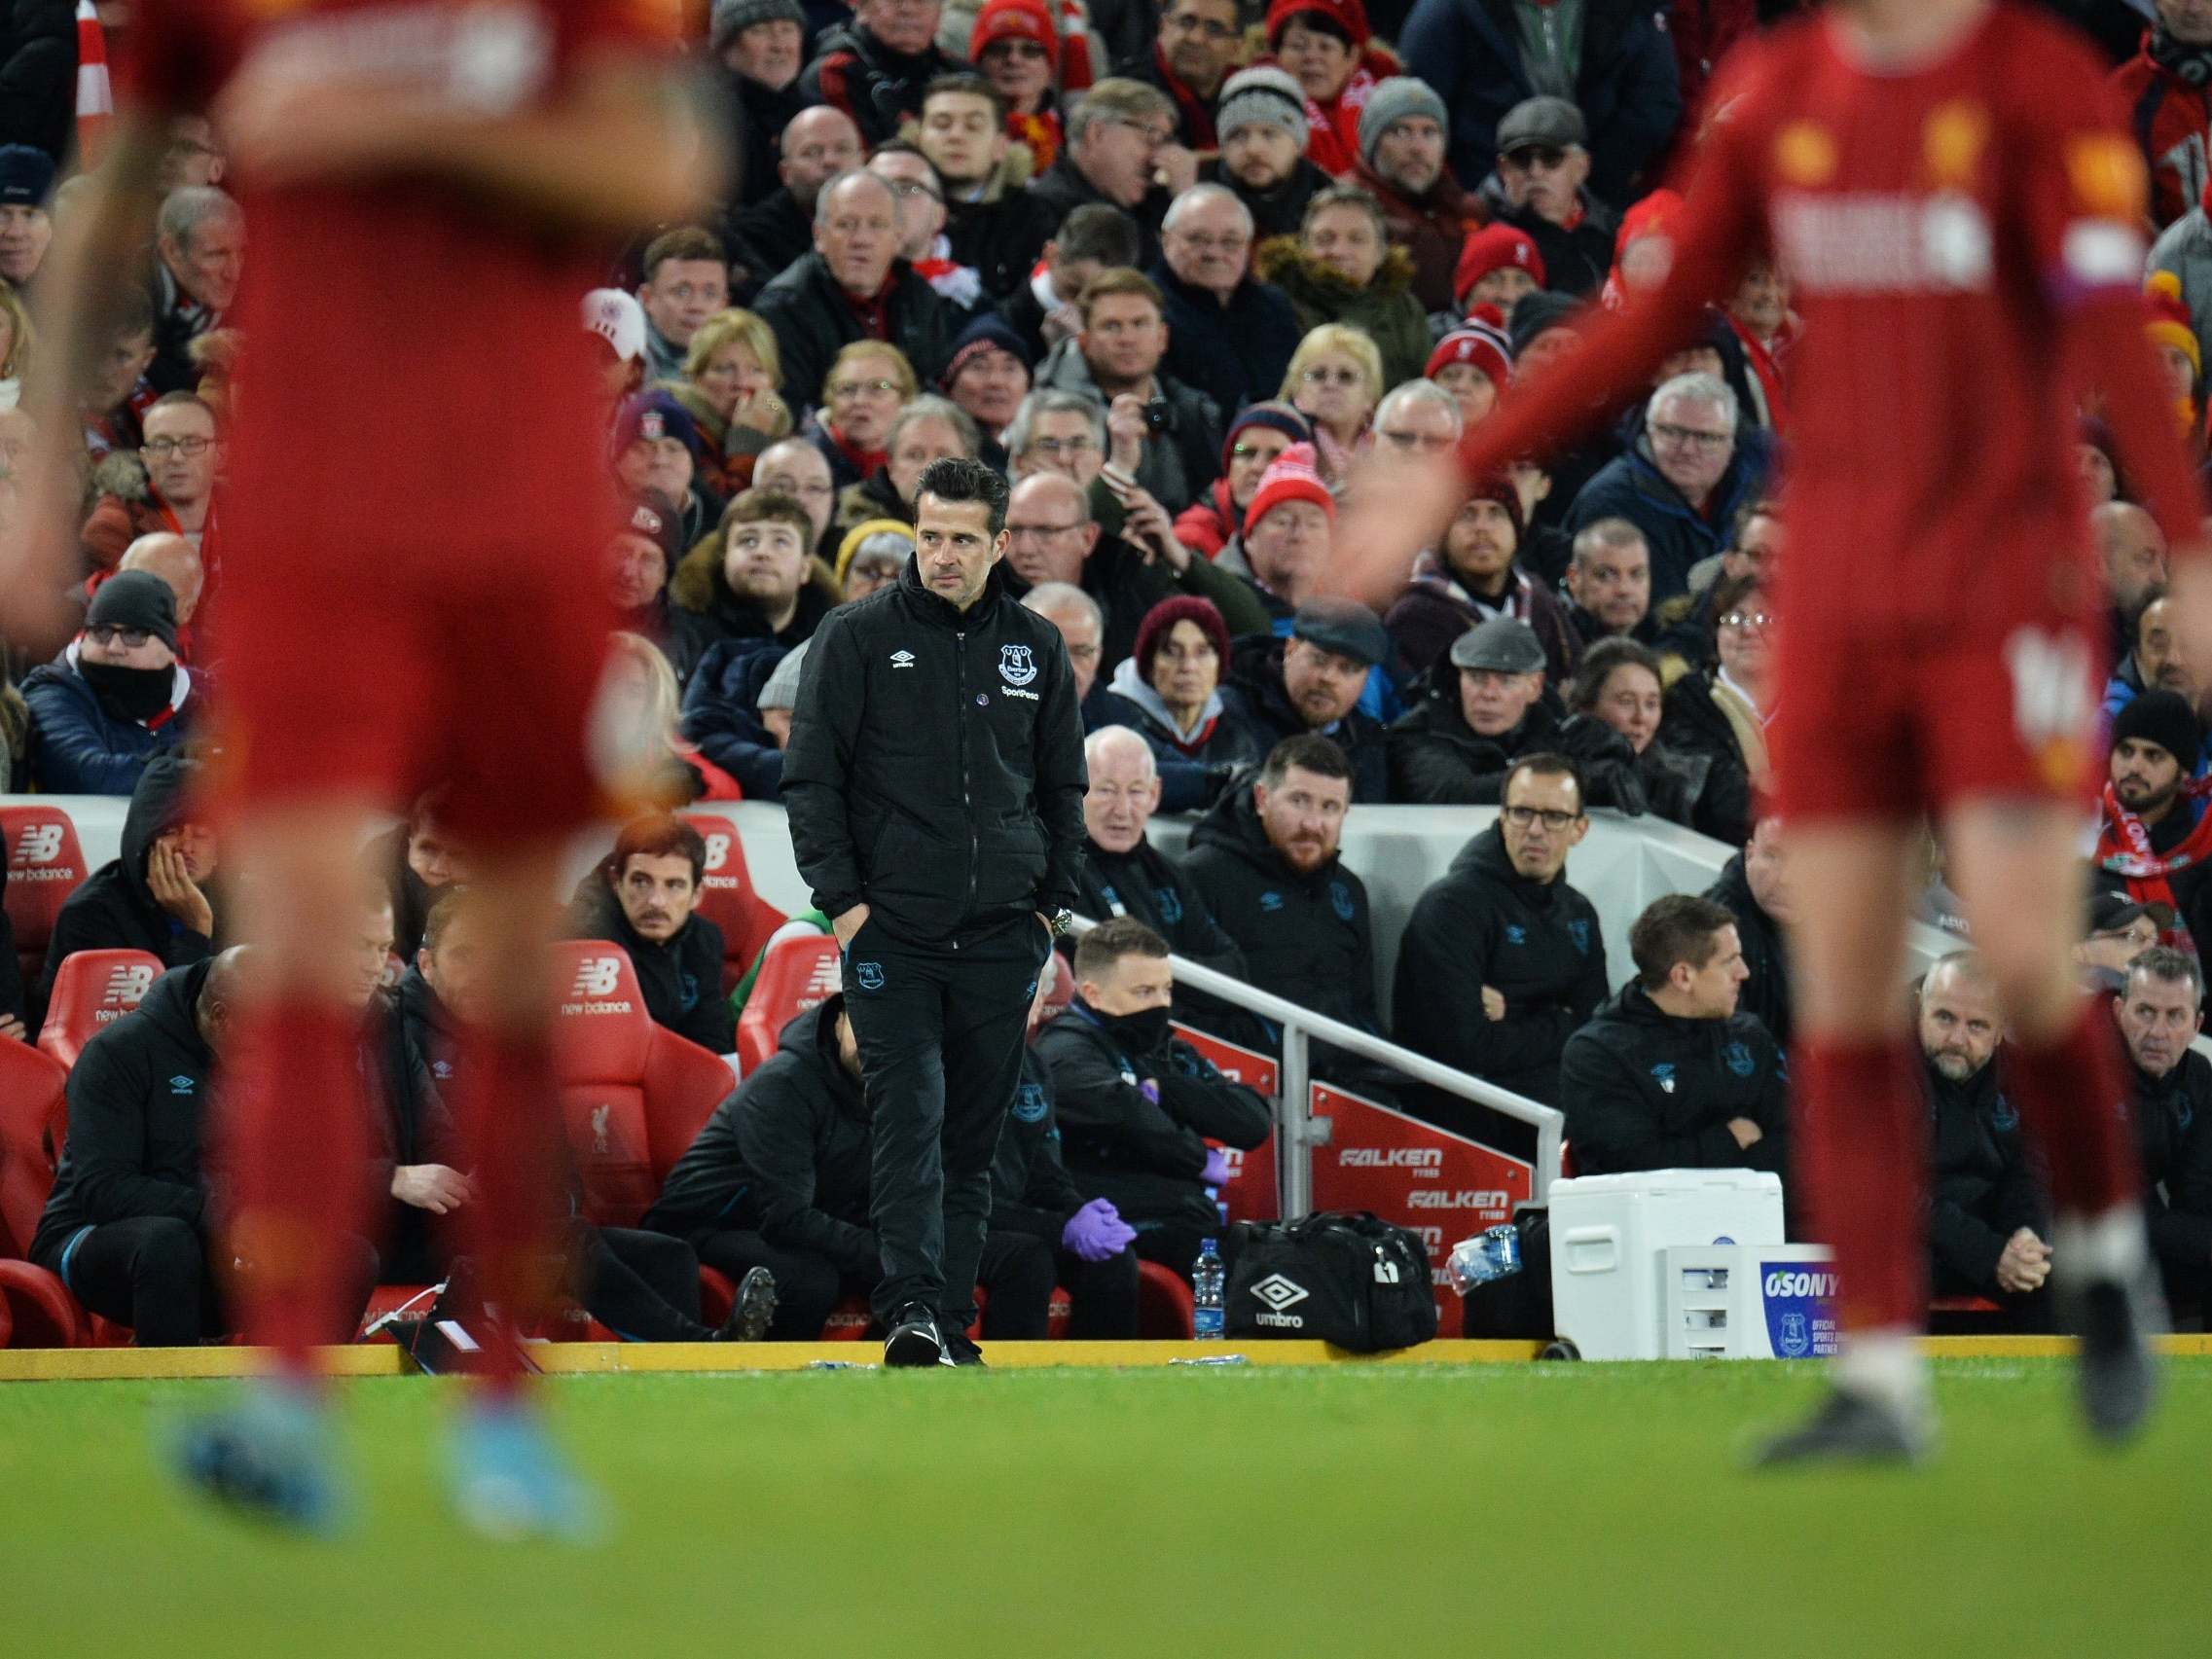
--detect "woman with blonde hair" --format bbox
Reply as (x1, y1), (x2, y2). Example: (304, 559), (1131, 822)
(595, 631), (743, 805)
(675, 307), (791, 495)
(802, 340), (918, 491)
(0, 278), (31, 410)
(1279, 321), (1382, 483)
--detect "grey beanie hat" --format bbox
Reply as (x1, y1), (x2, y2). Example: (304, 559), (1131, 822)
(712, 0), (805, 52)
(1357, 77), (1447, 166)
(1215, 66), (1310, 150)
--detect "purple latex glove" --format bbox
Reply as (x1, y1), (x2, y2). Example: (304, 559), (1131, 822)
(1201, 1146), (1231, 1187)
(1139, 1078), (1161, 1104)
(1062, 1198), (1139, 1262)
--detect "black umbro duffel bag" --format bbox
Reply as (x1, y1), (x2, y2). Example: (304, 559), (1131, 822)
(1224, 1211), (1437, 1352)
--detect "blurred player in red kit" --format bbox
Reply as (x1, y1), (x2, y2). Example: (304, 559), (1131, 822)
(9, 2), (721, 1534)
(1340, 0), (2208, 1461)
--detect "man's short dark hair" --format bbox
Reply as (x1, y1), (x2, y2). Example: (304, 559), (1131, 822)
(2126, 945), (2204, 1007)
(1260, 733), (1352, 790)
(642, 226), (727, 281)
(1710, 568), (1766, 632)
(1568, 637), (1665, 714)
(1630, 893), (1735, 991)
(145, 389), (215, 425)
(1054, 202), (1141, 269)
(925, 72), (1008, 123)
(1073, 915), (1171, 980)
(608, 813), (707, 887)
(1502, 752), (1585, 813)
(913, 456), (1011, 536)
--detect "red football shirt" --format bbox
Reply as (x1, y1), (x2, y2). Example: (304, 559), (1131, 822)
(1462, 2), (2202, 639)
(127, 0), (675, 562)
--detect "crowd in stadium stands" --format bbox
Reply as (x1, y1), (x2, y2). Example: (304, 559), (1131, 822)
(11, 0), (2212, 1345)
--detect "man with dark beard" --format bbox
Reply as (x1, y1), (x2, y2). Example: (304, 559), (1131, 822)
(2095, 691), (2212, 949)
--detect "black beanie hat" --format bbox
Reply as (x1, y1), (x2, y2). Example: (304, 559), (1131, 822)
(2112, 689), (2201, 771)
(1507, 289), (1583, 359)
(85, 569), (180, 652)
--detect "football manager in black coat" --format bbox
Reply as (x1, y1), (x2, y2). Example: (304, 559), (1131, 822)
(1558, 894), (1790, 1200)
(783, 456), (1088, 1367)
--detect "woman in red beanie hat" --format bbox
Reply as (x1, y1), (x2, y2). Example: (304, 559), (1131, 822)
(1172, 400), (1314, 559)
(1258, 0), (1399, 180)
(970, 0), (1095, 174)
(1098, 594), (1265, 810)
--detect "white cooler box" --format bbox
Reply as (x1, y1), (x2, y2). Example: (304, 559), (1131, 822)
(1663, 1244), (1837, 1359)
(1549, 1170), (1786, 1359)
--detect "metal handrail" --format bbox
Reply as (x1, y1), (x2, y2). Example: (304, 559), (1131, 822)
(1066, 917), (1566, 1216)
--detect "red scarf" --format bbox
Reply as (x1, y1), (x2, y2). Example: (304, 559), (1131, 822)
(1008, 108), (1064, 174)
(1149, 44), (1218, 149)
(826, 423), (887, 480)
(2095, 777), (2212, 926)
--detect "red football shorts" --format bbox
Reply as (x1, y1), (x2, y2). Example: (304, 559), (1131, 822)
(1769, 616), (2105, 825)
(212, 542), (614, 845)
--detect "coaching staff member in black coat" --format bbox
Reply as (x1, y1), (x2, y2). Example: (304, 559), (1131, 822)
(784, 456), (1088, 1367)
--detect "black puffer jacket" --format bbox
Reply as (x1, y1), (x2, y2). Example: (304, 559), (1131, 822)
(31, 958), (215, 1267)
(1219, 633), (1389, 805)
(751, 251), (958, 417)
(1657, 670), (1756, 846)
(1392, 825), (1607, 1107)
(1034, 997), (1270, 1229)
(568, 878), (735, 1056)
(1557, 981), (1789, 1189)
(643, 998), (878, 1275)
(784, 558), (1087, 944)
(37, 754), (217, 1026)
(1704, 851), (1790, 1050)
(798, 20), (961, 147)
(2130, 1050), (2212, 1287)
(1927, 1053), (2048, 1295)
(1181, 781), (1378, 1034)
(1385, 667), (1562, 807)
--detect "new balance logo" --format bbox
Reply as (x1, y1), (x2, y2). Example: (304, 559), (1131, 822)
(889, 650), (916, 668)
(570, 956), (622, 998)
(701, 832), (732, 875)
(13, 824), (63, 866)
(101, 965), (154, 1009)
(804, 956), (843, 998)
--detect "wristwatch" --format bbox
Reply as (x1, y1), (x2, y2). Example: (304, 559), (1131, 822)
(1046, 909), (1075, 938)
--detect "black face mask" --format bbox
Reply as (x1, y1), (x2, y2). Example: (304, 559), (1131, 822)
(1098, 1003), (1173, 1057)
(80, 659), (175, 724)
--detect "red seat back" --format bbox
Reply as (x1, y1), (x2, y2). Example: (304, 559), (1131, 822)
(677, 813), (788, 992)
(736, 932), (843, 1072)
(0, 1040), (69, 1260)
(551, 941), (659, 1226)
(2, 806), (89, 989)
(37, 949), (163, 1072)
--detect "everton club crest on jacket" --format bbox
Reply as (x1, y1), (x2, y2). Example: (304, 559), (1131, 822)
(783, 559), (1088, 946)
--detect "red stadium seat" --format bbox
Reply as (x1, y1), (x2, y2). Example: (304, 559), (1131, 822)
(735, 932), (843, 1072)
(552, 941), (734, 1229)
(1137, 1259), (1196, 1339)
(37, 949), (163, 1071)
(0, 1039), (87, 1346)
(2, 805), (88, 993)
(677, 813), (788, 993)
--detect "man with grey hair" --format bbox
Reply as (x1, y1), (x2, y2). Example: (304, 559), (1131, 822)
(1007, 388), (1110, 487)
(149, 186), (243, 394)
(1367, 379), (1464, 457)
(1075, 724), (1260, 1044)
(1916, 952), (2050, 1325)
(1023, 581), (1107, 711)
(1566, 369), (1764, 604)
(1026, 79), (1193, 270)
(799, 0), (961, 148)
(728, 104), (864, 300)
(753, 167), (958, 420)
(1151, 181), (1303, 420)
(2112, 946), (2212, 1315)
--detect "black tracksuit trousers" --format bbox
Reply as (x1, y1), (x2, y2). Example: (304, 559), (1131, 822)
(841, 913), (1053, 1327)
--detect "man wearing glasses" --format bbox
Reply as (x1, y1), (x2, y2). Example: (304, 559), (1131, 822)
(1566, 371), (1763, 604)
(21, 570), (197, 797)
(1131, 0), (1243, 149)
(82, 393), (220, 583)
(1392, 752), (1609, 1110)
(1025, 79), (1194, 271)
(1478, 97), (1615, 300)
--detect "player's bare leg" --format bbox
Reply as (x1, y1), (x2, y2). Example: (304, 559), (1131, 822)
(1752, 820), (1936, 1466)
(178, 801), (383, 1533)
(1944, 798), (2160, 1443)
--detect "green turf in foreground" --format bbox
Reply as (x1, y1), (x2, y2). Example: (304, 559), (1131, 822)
(0, 1358), (2200, 1658)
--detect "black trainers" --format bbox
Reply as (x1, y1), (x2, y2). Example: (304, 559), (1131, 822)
(2070, 1271), (2162, 1445)
(943, 1328), (986, 1367)
(715, 1267), (778, 1343)
(1747, 1387), (1931, 1469)
(884, 1302), (952, 1368)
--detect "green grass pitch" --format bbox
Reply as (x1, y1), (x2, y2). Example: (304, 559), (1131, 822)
(0, 1358), (2202, 1657)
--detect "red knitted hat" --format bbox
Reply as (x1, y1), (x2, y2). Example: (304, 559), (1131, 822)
(1134, 595), (1232, 683)
(1427, 311), (1512, 392)
(1245, 441), (1335, 534)
(1453, 223), (1544, 303)
(1266, 0), (1370, 52)
(971, 0), (1060, 72)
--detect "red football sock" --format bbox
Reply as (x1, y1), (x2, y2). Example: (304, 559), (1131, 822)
(450, 1025), (567, 1394)
(224, 999), (371, 1369)
(2004, 1002), (2135, 1217)
(1795, 1034), (1929, 1333)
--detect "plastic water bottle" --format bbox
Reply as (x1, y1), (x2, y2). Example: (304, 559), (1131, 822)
(1446, 1224), (1523, 1295)
(1192, 1238), (1225, 1341)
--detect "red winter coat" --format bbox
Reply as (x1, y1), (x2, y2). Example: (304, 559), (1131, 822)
(2113, 44), (2212, 231)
